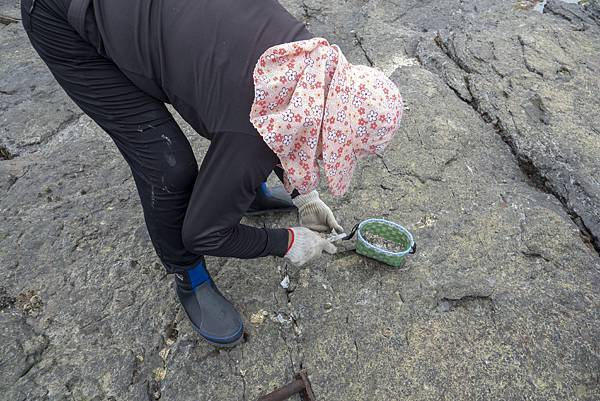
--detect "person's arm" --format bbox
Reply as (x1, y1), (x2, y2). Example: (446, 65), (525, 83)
(182, 132), (290, 258)
(182, 134), (334, 264)
(273, 165), (343, 234)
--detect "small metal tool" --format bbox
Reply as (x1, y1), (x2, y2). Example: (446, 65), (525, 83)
(257, 370), (316, 401)
(327, 231), (348, 242)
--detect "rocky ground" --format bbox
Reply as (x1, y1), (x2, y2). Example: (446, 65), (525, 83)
(1, 0), (599, 400)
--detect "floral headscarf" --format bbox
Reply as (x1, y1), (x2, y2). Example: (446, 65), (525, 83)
(249, 38), (403, 197)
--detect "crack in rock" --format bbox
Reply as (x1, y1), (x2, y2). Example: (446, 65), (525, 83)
(0, 15), (20, 25)
(9, 111), (84, 157)
(437, 294), (498, 325)
(419, 33), (600, 256)
(277, 262), (306, 376)
(544, 0), (599, 29)
(146, 315), (180, 400)
(18, 332), (49, 380)
(0, 145), (14, 160)
(300, 0), (322, 23)
(433, 33), (477, 75)
(377, 154), (444, 184)
(494, 117), (600, 255)
(521, 250), (552, 262)
(48, 112), (83, 142)
(517, 35), (544, 77)
(352, 31), (375, 67)
(225, 347), (247, 401)
(438, 294), (495, 314)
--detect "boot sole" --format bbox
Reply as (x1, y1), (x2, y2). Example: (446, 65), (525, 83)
(189, 322), (245, 348)
(201, 333), (245, 348)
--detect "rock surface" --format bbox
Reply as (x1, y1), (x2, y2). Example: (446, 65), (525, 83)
(1, 0), (599, 400)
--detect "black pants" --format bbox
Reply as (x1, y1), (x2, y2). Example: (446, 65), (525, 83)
(21, 0), (289, 276)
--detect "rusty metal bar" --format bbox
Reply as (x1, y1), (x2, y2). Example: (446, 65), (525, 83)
(257, 370), (316, 401)
(258, 378), (305, 401)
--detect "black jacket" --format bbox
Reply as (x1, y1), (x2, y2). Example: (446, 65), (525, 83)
(68, 0), (313, 139)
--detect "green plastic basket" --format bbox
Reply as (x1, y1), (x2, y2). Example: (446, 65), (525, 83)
(354, 219), (416, 268)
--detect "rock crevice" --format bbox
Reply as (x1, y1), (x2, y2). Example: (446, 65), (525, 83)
(417, 25), (600, 254)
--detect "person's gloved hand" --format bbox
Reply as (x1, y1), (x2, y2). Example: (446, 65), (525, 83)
(284, 227), (337, 266)
(292, 190), (344, 233)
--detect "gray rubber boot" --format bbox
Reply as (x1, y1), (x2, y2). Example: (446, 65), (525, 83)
(176, 279), (244, 347)
(246, 183), (296, 216)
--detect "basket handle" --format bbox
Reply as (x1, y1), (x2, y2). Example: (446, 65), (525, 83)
(342, 223), (360, 241)
(339, 222), (416, 255)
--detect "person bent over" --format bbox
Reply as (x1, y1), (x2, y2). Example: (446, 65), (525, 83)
(22, 0), (402, 347)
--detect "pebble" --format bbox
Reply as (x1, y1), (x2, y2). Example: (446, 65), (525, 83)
(16, 290), (43, 315)
(280, 275), (290, 289)
(159, 348), (170, 362)
(153, 367), (166, 382)
(250, 309), (269, 325)
(272, 312), (293, 325)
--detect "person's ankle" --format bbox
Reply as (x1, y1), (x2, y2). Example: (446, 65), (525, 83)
(176, 259), (210, 290)
(259, 181), (272, 197)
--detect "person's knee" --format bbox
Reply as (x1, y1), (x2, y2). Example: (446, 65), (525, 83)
(181, 218), (230, 255)
(159, 151), (198, 193)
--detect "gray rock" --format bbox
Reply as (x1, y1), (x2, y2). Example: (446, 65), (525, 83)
(545, 0), (600, 29)
(0, 20), (83, 158)
(415, 4), (600, 251)
(0, 312), (48, 390)
(1, 0), (599, 400)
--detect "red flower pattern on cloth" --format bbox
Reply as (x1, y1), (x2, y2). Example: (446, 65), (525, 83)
(249, 37), (403, 197)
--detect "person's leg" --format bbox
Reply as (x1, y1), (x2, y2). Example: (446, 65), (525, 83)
(21, 0), (200, 277)
(176, 132), (293, 347)
(181, 132), (291, 258)
(22, 0), (245, 347)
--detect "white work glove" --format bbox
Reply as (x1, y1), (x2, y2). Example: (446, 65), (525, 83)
(292, 190), (344, 233)
(284, 227), (337, 266)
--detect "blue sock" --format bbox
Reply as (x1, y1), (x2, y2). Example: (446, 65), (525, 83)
(260, 181), (272, 198)
(186, 259), (210, 289)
